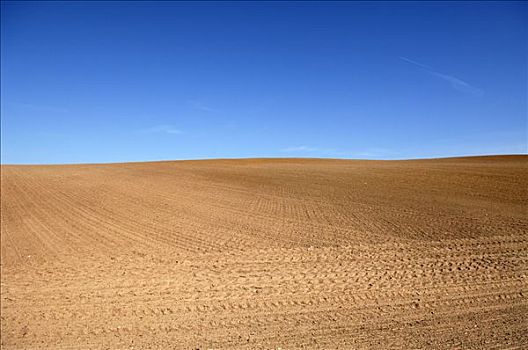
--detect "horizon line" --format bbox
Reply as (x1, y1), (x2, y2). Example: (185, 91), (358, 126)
(1, 153), (526, 167)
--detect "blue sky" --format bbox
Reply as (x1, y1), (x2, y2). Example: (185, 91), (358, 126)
(1, 1), (526, 164)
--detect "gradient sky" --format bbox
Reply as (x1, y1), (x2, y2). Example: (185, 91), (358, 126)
(1, 1), (527, 164)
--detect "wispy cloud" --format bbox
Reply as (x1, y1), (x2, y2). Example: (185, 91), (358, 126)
(280, 146), (399, 159)
(400, 56), (483, 96)
(350, 148), (397, 158)
(280, 145), (321, 152)
(10, 102), (68, 113)
(139, 125), (183, 135)
(399, 56), (432, 70)
(188, 100), (218, 113)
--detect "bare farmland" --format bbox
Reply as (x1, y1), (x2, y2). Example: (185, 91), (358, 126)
(1, 156), (527, 349)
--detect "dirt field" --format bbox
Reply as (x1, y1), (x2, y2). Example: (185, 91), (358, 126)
(1, 156), (527, 349)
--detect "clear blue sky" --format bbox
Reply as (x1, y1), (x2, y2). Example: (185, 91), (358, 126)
(1, 1), (526, 164)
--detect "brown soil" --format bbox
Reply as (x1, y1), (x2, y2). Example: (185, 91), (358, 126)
(1, 155), (527, 349)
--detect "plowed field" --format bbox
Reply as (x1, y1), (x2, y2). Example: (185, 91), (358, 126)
(1, 156), (527, 349)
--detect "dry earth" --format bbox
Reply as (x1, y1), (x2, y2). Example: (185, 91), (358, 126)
(1, 156), (527, 349)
